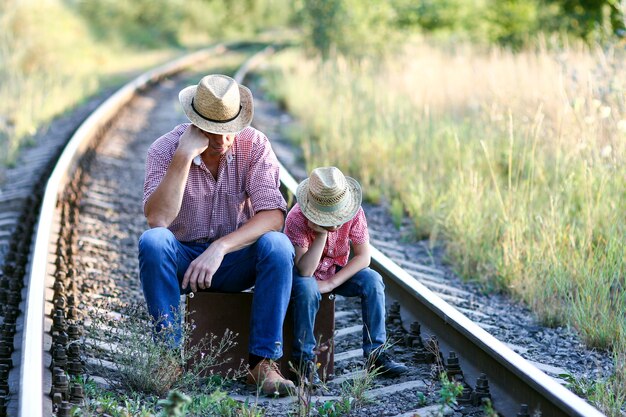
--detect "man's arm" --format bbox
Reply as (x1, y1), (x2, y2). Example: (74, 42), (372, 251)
(145, 126), (208, 227)
(182, 209), (284, 292)
(317, 242), (371, 294)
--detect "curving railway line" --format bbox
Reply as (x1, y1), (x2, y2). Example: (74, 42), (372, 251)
(0, 43), (609, 417)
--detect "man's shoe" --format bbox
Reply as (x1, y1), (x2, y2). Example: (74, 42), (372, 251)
(368, 352), (408, 378)
(246, 359), (295, 396)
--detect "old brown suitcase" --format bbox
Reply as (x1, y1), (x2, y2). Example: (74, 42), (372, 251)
(185, 291), (335, 381)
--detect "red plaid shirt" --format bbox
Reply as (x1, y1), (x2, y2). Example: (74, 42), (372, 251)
(143, 123), (286, 242)
(284, 203), (369, 281)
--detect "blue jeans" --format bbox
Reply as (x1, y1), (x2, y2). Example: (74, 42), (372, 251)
(138, 227), (294, 359)
(291, 267), (386, 362)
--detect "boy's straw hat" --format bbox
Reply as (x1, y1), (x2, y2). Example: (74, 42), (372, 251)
(296, 167), (362, 227)
(179, 74), (253, 134)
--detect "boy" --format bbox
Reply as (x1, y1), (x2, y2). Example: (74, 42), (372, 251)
(284, 166), (407, 385)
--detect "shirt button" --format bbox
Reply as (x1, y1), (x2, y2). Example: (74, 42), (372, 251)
(329, 250), (333, 255)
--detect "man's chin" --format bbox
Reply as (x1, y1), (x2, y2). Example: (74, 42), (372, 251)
(208, 148), (227, 155)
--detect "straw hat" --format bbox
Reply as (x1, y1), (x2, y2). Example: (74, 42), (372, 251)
(296, 167), (362, 227)
(179, 74), (253, 134)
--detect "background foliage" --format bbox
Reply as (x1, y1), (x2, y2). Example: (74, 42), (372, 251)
(2, 0), (624, 163)
(295, 0), (625, 56)
(2, 0), (625, 414)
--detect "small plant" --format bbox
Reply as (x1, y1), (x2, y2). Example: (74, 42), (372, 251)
(315, 397), (351, 417)
(416, 391), (427, 406)
(561, 362), (626, 417)
(436, 372), (463, 415)
(83, 301), (243, 397)
(481, 398), (498, 417)
(290, 334), (336, 417)
(70, 380), (158, 417)
(158, 390), (191, 417)
(343, 360), (379, 404)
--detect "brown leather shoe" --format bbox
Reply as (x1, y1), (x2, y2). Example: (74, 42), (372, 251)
(246, 359), (295, 396)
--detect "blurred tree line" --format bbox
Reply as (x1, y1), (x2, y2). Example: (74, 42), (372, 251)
(62, 0), (625, 56)
(295, 0), (626, 57)
(64, 0), (296, 48)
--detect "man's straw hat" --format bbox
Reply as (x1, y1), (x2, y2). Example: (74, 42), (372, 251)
(296, 167), (362, 227)
(179, 74), (253, 134)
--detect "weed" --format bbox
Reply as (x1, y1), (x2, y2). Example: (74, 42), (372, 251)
(481, 398), (499, 417)
(157, 390), (191, 417)
(436, 372), (463, 412)
(290, 335), (334, 417)
(315, 397), (352, 417)
(561, 358), (626, 417)
(416, 391), (427, 406)
(83, 301), (242, 397)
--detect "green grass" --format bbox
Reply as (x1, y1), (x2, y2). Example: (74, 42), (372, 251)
(260, 41), (625, 414)
(73, 378), (264, 417)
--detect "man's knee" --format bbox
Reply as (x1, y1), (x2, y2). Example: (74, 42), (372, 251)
(138, 227), (176, 255)
(257, 231), (295, 262)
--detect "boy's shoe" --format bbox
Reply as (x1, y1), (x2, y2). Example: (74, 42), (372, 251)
(368, 352), (408, 377)
(246, 359), (295, 396)
(297, 361), (323, 388)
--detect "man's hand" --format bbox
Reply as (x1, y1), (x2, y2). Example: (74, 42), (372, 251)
(182, 242), (226, 293)
(317, 279), (335, 294)
(177, 125), (209, 160)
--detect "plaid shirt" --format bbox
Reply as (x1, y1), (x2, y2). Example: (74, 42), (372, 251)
(143, 123), (286, 242)
(284, 203), (369, 281)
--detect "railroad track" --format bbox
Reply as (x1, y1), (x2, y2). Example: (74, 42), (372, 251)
(1, 44), (607, 417)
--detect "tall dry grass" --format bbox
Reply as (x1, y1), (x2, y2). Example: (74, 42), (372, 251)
(263, 40), (625, 412)
(0, 0), (182, 165)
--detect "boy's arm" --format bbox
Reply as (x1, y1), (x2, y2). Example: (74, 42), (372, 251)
(294, 229), (327, 276)
(318, 242), (371, 294)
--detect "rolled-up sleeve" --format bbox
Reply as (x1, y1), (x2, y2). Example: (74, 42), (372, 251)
(143, 146), (170, 210)
(246, 131), (287, 214)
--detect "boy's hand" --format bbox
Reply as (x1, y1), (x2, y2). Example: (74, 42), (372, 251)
(307, 220), (328, 235)
(316, 279), (335, 294)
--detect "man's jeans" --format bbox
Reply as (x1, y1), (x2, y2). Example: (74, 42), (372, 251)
(291, 267), (386, 362)
(138, 227), (294, 359)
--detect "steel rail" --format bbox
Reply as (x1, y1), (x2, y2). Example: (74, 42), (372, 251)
(19, 44), (228, 417)
(372, 250), (605, 417)
(277, 154), (604, 417)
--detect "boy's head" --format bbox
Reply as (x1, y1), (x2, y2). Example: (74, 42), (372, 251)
(296, 166), (362, 227)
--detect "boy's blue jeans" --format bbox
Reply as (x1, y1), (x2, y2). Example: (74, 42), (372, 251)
(138, 227), (294, 359)
(291, 267), (387, 362)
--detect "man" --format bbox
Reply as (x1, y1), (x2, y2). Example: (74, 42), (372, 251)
(139, 74), (295, 395)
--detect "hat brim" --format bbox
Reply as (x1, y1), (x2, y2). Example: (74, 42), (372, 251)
(179, 84), (254, 134)
(296, 176), (362, 227)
